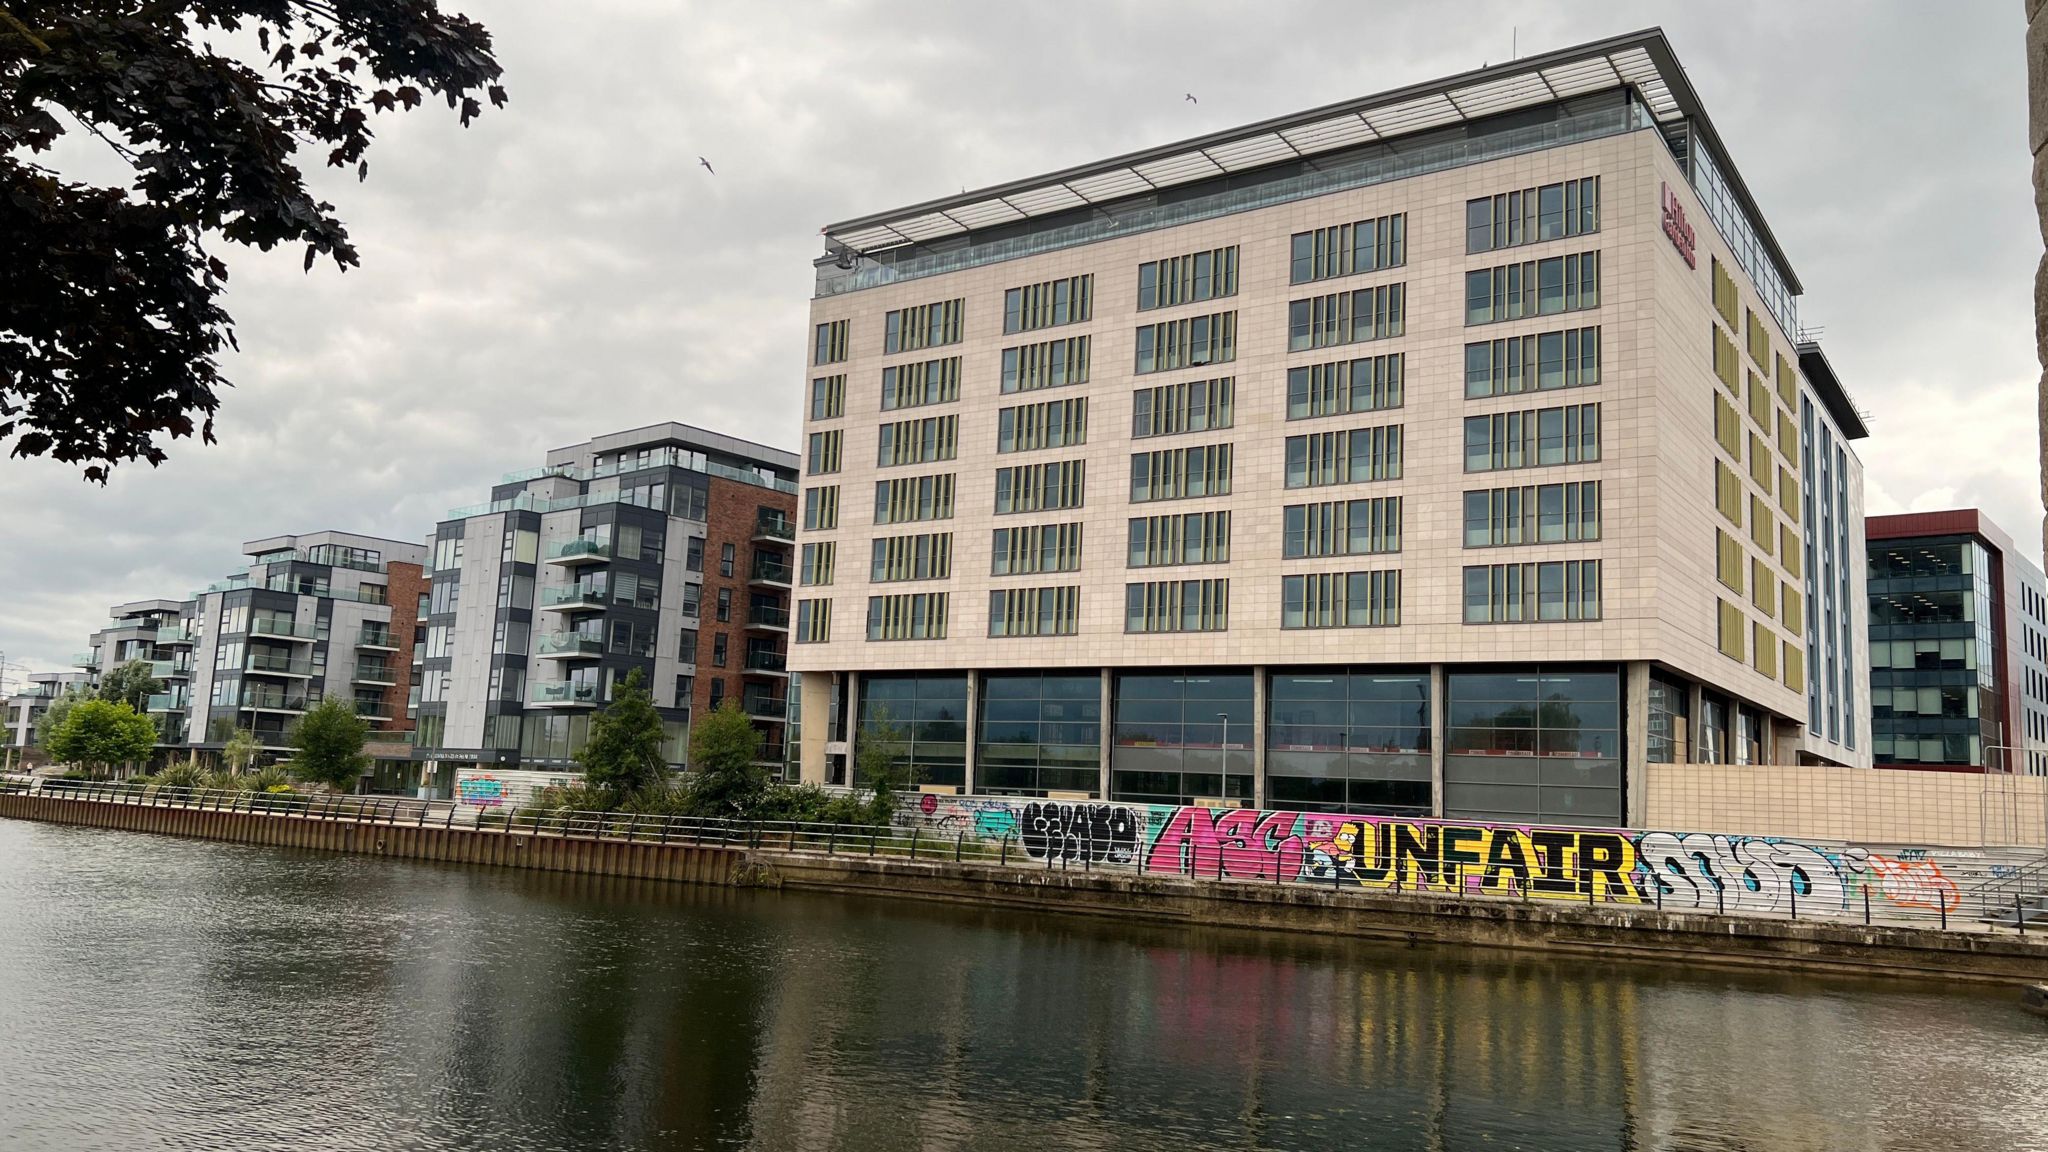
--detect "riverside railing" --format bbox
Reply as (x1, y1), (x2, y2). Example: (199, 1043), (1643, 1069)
(7, 776), (2046, 936)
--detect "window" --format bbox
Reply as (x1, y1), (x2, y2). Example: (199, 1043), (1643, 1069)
(883, 298), (963, 354)
(1747, 372), (1772, 427)
(715, 587), (732, 622)
(1718, 600), (1746, 660)
(719, 543), (735, 578)
(1748, 432), (1773, 489)
(1005, 275), (1092, 333)
(814, 319), (848, 366)
(680, 583), (701, 617)
(1746, 307), (1770, 367)
(876, 414), (957, 467)
(977, 672), (1101, 797)
(1464, 328), (1599, 398)
(995, 460), (1086, 515)
(870, 532), (953, 581)
(1130, 444), (1232, 501)
(1778, 465), (1800, 519)
(686, 536), (704, 572)
(992, 522), (1084, 575)
(800, 542), (835, 586)
(1132, 378), (1234, 438)
(810, 375), (844, 420)
(678, 629), (698, 663)
(875, 473), (956, 523)
(1463, 404), (1599, 471)
(1287, 284), (1404, 350)
(1290, 214), (1406, 283)
(1776, 351), (1798, 407)
(1134, 311), (1236, 373)
(998, 397), (1088, 452)
(1714, 392), (1742, 458)
(1461, 561), (1601, 622)
(1711, 257), (1739, 329)
(880, 358), (961, 410)
(1002, 335), (1090, 392)
(1462, 482), (1600, 546)
(1284, 425), (1401, 487)
(803, 485), (839, 531)
(1127, 511), (1231, 566)
(1124, 579), (1229, 633)
(1281, 570), (1400, 628)
(1717, 530), (1745, 593)
(1289, 354), (1403, 418)
(795, 599), (831, 644)
(1465, 178), (1600, 252)
(1783, 642), (1804, 692)
(1464, 251), (1599, 324)
(1713, 325), (1740, 393)
(1781, 524), (1802, 578)
(1282, 497), (1401, 558)
(1751, 559), (1776, 617)
(711, 633), (729, 667)
(1138, 246), (1238, 310)
(806, 429), (841, 474)
(988, 586), (1081, 637)
(866, 592), (948, 640)
(1778, 410), (1798, 462)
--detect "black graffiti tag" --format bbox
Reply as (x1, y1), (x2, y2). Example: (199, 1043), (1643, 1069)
(1019, 802), (1140, 864)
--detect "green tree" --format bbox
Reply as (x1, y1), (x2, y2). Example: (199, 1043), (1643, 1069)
(685, 699), (766, 818)
(287, 699), (368, 791)
(46, 699), (157, 777)
(96, 659), (162, 714)
(31, 684), (86, 747)
(1, 3), (505, 480)
(854, 713), (911, 823)
(579, 669), (668, 796)
(220, 727), (262, 774)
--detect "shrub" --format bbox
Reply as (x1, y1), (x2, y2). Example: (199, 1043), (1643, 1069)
(157, 762), (205, 789)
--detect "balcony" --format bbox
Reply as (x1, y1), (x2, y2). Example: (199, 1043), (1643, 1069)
(530, 681), (602, 708)
(742, 647), (787, 675)
(540, 584), (609, 613)
(152, 627), (194, 645)
(244, 653), (314, 678)
(755, 742), (788, 766)
(250, 617), (320, 643)
(536, 632), (606, 660)
(546, 538), (613, 567)
(742, 694), (787, 720)
(241, 689), (318, 713)
(748, 556), (792, 588)
(71, 652), (97, 668)
(350, 698), (392, 722)
(753, 514), (796, 544)
(355, 626), (400, 651)
(746, 604), (790, 632)
(351, 663), (398, 686)
(145, 693), (186, 713)
(147, 660), (192, 680)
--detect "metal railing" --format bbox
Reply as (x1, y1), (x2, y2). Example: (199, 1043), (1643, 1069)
(8, 776), (2048, 938)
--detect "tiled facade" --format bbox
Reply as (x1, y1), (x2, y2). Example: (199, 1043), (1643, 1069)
(792, 34), (1872, 827)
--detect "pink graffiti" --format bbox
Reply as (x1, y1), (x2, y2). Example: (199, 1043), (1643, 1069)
(1146, 807), (1304, 881)
(1864, 855), (1960, 913)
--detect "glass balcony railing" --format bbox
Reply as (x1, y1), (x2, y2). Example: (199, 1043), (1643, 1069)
(536, 632), (606, 658)
(351, 698), (391, 720)
(356, 626), (399, 649)
(250, 617), (320, 641)
(146, 660), (192, 679)
(152, 627), (194, 644)
(531, 681), (601, 706)
(742, 648), (787, 673)
(541, 584), (609, 608)
(241, 688), (318, 711)
(753, 515), (796, 541)
(352, 664), (398, 684)
(145, 693), (185, 713)
(244, 654), (314, 677)
(546, 538), (613, 563)
(71, 652), (98, 667)
(749, 557), (792, 584)
(742, 695), (787, 718)
(746, 605), (790, 629)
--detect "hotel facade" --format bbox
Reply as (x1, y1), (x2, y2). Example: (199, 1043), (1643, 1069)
(793, 31), (1866, 827)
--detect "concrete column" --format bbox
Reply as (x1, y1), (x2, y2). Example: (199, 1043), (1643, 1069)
(1429, 663), (1447, 819)
(797, 671), (831, 786)
(1686, 681), (1707, 763)
(1097, 668), (1111, 801)
(963, 668), (979, 796)
(1625, 661), (1651, 828)
(841, 670), (859, 789)
(1251, 665), (1268, 809)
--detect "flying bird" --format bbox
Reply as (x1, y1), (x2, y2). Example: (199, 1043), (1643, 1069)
(698, 156), (715, 175)
(1184, 93), (1198, 104)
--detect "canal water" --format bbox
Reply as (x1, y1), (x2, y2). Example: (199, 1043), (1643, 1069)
(1, 820), (2043, 1152)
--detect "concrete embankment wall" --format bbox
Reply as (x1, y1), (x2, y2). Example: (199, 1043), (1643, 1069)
(6, 794), (2047, 984)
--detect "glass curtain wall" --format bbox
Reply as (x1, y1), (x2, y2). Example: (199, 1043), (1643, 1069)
(1110, 671), (1254, 805)
(1265, 670), (1430, 815)
(1869, 537), (2000, 767)
(978, 672), (1101, 797)
(857, 674), (968, 788)
(1444, 667), (1621, 826)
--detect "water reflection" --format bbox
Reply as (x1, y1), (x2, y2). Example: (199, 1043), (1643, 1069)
(0, 820), (2043, 1151)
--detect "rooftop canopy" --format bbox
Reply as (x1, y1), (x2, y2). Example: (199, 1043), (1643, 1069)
(821, 27), (1798, 296)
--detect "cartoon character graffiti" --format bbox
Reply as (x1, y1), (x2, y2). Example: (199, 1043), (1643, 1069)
(1305, 821), (1363, 881)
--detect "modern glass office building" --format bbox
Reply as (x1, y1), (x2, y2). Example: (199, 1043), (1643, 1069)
(790, 29), (1873, 826)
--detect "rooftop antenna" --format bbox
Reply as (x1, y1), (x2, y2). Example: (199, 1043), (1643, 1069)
(1512, 26), (1518, 60)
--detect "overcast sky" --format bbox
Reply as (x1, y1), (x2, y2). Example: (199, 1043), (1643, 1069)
(0, 1), (2036, 681)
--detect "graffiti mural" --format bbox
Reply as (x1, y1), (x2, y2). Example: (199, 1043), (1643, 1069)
(906, 795), (2025, 920)
(456, 775), (507, 808)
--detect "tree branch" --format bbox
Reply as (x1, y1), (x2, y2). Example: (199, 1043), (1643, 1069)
(0, 6), (52, 54)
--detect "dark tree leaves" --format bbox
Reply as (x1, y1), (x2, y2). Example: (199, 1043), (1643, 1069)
(0, 2), (505, 481)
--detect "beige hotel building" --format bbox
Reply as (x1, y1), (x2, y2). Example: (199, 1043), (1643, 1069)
(788, 29), (1871, 827)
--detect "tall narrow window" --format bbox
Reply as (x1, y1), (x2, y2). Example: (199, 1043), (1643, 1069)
(1138, 246), (1238, 310)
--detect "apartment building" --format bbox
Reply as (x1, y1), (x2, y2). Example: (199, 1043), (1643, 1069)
(416, 423), (798, 800)
(1867, 509), (2048, 774)
(65, 533), (427, 765)
(791, 29), (1871, 828)
(3, 671), (93, 758)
